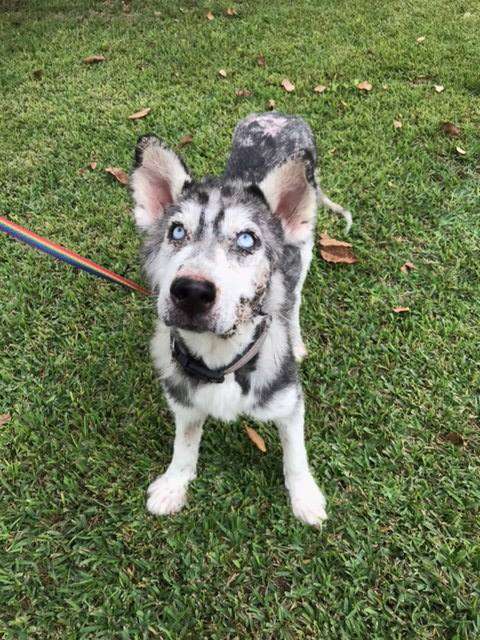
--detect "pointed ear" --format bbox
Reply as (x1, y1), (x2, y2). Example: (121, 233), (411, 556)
(259, 159), (317, 243)
(130, 135), (191, 231)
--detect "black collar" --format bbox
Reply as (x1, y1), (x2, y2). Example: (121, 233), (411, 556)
(171, 316), (271, 384)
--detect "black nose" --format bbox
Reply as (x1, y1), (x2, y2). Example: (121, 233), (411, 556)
(170, 277), (216, 316)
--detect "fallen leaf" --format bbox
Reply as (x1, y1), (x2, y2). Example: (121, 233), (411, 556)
(225, 7), (237, 16)
(0, 414), (11, 427)
(441, 122), (460, 137)
(401, 261), (415, 273)
(83, 54), (106, 64)
(257, 53), (266, 67)
(393, 306), (410, 313)
(382, 84), (389, 90)
(441, 431), (464, 446)
(314, 84), (327, 93)
(319, 232), (358, 264)
(128, 107), (151, 120)
(33, 69), (43, 80)
(105, 166), (129, 185)
(206, 10), (214, 20)
(456, 146), (466, 155)
(154, 11), (162, 16)
(393, 119), (403, 129)
(226, 572), (239, 586)
(235, 88), (252, 97)
(267, 98), (276, 110)
(178, 134), (193, 147)
(356, 80), (372, 91)
(89, 161), (97, 170)
(218, 68), (227, 78)
(245, 426), (266, 453)
(416, 35), (426, 43)
(434, 84), (445, 93)
(281, 78), (295, 92)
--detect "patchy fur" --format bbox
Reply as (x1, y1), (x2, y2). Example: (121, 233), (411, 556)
(130, 112), (352, 526)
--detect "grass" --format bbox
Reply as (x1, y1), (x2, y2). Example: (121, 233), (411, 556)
(0, 0), (479, 638)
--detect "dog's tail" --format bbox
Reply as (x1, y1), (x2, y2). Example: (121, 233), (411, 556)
(315, 173), (352, 234)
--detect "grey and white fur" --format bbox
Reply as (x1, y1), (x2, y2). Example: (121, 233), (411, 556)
(130, 112), (351, 526)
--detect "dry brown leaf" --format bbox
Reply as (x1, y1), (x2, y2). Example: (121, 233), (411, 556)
(128, 107), (151, 120)
(281, 78), (295, 92)
(83, 54), (106, 64)
(0, 413), (11, 427)
(456, 146), (466, 155)
(245, 426), (266, 453)
(356, 80), (372, 91)
(434, 84), (444, 93)
(393, 119), (403, 129)
(225, 7), (237, 16)
(441, 122), (460, 137)
(319, 232), (358, 264)
(226, 572), (239, 587)
(314, 84), (327, 94)
(393, 306), (410, 313)
(267, 98), (276, 110)
(105, 166), (129, 185)
(178, 134), (193, 147)
(206, 10), (214, 20)
(235, 88), (252, 97)
(416, 36), (426, 43)
(441, 431), (464, 446)
(89, 161), (97, 170)
(257, 53), (266, 67)
(218, 68), (227, 78)
(400, 261), (415, 273)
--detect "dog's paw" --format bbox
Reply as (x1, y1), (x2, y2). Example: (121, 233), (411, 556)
(289, 476), (327, 527)
(293, 341), (308, 362)
(146, 474), (188, 516)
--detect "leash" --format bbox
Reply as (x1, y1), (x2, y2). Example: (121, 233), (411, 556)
(0, 215), (151, 296)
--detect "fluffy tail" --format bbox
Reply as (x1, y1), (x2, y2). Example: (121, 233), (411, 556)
(315, 173), (352, 233)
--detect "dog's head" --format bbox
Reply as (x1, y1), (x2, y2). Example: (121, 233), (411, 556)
(131, 135), (316, 336)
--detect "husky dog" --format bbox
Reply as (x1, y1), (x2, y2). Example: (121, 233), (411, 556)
(130, 112), (351, 526)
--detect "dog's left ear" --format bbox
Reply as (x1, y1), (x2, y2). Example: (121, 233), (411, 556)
(259, 159), (317, 243)
(130, 135), (191, 231)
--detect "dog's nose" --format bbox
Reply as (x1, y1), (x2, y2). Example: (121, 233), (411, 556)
(170, 277), (216, 315)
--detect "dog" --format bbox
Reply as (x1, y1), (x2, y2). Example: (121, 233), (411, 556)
(130, 112), (351, 526)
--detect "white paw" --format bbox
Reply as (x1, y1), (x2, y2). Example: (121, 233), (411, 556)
(293, 341), (308, 362)
(288, 476), (327, 527)
(146, 474), (188, 516)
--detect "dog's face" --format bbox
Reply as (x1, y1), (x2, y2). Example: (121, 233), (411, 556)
(131, 136), (316, 336)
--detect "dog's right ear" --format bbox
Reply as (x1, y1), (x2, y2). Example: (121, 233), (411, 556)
(130, 135), (191, 231)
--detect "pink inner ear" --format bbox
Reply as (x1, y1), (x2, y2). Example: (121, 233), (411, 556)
(143, 169), (174, 219)
(276, 180), (306, 230)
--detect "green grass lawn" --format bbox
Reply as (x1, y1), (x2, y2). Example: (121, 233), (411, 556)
(1, 1), (479, 638)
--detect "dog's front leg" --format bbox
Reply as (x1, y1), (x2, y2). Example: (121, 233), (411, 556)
(147, 406), (206, 516)
(275, 399), (327, 527)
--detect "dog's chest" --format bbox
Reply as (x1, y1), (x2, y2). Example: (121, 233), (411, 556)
(191, 376), (247, 421)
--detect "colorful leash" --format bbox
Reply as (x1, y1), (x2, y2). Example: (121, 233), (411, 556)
(0, 215), (151, 297)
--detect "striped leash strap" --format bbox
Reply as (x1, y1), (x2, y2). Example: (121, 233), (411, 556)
(0, 215), (151, 297)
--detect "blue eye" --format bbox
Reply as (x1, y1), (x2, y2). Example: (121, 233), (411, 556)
(236, 231), (256, 250)
(171, 224), (186, 241)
